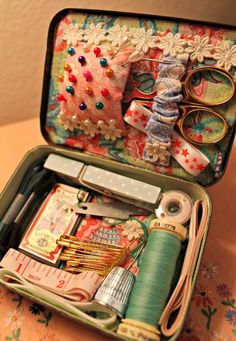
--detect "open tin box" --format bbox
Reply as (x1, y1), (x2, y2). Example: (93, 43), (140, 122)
(0, 7), (236, 341)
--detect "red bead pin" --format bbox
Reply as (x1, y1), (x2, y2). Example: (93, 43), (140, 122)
(68, 74), (77, 83)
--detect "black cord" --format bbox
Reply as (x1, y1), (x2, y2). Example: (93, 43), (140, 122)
(0, 160), (57, 259)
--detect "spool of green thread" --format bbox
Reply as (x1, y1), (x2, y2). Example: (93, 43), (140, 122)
(117, 219), (186, 341)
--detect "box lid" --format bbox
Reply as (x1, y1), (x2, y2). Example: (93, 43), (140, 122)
(40, 8), (236, 187)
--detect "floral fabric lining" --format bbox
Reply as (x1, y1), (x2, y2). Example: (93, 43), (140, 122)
(43, 12), (236, 186)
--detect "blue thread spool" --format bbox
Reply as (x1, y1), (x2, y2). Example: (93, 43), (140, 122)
(117, 219), (186, 341)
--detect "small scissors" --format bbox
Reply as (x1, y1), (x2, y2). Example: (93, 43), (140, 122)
(131, 65), (235, 145)
(176, 65), (234, 145)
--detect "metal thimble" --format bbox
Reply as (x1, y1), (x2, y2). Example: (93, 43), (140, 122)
(94, 266), (135, 317)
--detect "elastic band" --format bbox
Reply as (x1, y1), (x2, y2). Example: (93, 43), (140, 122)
(155, 113), (179, 124)
(143, 56), (186, 167)
(146, 120), (174, 142)
(156, 78), (183, 94)
(159, 200), (208, 336)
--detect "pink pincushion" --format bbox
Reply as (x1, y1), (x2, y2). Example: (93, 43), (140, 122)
(59, 44), (133, 136)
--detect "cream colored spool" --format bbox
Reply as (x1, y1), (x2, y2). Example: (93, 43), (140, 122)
(118, 318), (161, 341)
(149, 218), (187, 241)
(155, 191), (193, 225)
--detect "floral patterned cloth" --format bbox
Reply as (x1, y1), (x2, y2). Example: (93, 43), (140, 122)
(43, 11), (236, 187)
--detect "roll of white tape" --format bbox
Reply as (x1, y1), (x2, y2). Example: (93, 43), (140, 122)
(155, 191), (192, 225)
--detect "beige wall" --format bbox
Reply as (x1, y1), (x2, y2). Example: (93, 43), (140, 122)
(0, 0), (236, 126)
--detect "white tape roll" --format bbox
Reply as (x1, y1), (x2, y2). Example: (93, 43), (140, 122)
(155, 191), (193, 225)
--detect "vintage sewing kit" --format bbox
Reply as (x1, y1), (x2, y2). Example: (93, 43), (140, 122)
(0, 8), (236, 341)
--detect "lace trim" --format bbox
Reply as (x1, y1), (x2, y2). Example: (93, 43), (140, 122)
(63, 23), (236, 71)
(58, 113), (121, 141)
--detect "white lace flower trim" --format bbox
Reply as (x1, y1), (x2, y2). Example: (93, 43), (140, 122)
(62, 23), (236, 70)
(79, 119), (99, 137)
(131, 28), (157, 53)
(63, 23), (84, 46)
(97, 119), (122, 141)
(186, 35), (212, 62)
(213, 40), (236, 71)
(121, 220), (144, 241)
(83, 22), (106, 45)
(58, 112), (79, 131)
(59, 115), (122, 140)
(107, 25), (130, 47)
(145, 142), (170, 163)
(157, 33), (186, 57)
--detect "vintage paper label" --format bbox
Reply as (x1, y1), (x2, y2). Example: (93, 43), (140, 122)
(19, 184), (89, 264)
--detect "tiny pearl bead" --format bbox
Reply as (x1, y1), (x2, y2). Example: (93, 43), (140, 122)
(109, 119), (116, 125)
(107, 47), (114, 55)
(84, 119), (91, 125)
(83, 44), (90, 52)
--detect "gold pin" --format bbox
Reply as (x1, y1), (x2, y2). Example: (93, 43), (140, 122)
(57, 235), (139, 277)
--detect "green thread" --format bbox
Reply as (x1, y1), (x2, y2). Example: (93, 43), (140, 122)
(125, 229), (181, 326)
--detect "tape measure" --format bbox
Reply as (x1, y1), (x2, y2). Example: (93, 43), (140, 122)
(0, 249), (102, 301)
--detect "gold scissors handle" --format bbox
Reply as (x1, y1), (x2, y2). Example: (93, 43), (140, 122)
(128, 65), (234, 145)
(177, 105), (230, 145)
(182, 65), (235, 106)
(177, 66), (234, 144)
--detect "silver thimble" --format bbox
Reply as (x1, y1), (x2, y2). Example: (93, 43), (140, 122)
(94, 267), (135, 317)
